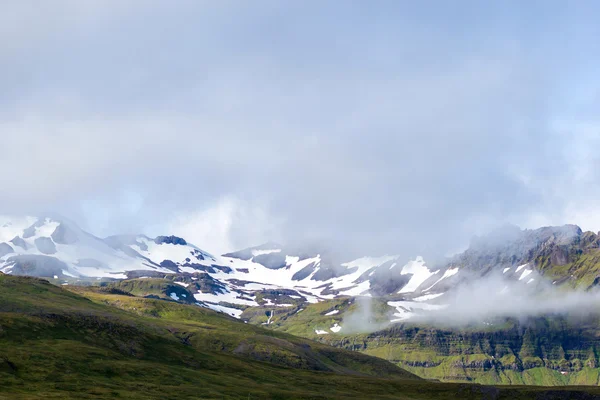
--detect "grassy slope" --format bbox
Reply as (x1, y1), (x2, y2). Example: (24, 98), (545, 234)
(1, 275), (599, 399)
(99, 278), (196, 303)
(258, 297), (600, 386)
(537, 247), (600, 288)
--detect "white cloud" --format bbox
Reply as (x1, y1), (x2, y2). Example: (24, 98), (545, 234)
(164, 197), (282, 255)
(1, 1), (600, 257)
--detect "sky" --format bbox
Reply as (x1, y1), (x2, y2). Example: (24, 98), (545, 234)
(1, 1), (600, 257)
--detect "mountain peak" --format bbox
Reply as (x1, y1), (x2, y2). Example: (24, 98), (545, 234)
(154, 235), (188, 246)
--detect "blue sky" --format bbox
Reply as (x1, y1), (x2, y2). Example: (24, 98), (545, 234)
(1, 1), (599, 257)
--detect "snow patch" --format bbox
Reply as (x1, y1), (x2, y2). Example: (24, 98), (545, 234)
(203, 303), (243, 318)
(399, 257), (437, 293)
(519, 269), (533, 281)
(194, 288), (258, 307)
(251, 249), (281, 257)
(338, 280), (370, 296)
(413, 293), (444, 302)
(388, 300), (447, 322)
(422, 268), (459, 292)
(516, 263), (528, 273)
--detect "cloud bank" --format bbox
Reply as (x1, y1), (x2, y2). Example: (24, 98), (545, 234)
(1, 1), (600, 256)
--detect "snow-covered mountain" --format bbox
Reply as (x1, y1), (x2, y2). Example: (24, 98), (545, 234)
(0, 215), (569, 321)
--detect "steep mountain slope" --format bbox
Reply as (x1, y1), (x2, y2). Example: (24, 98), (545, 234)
(260, 296), (600, 385)
(448, 224), (600, 289)
(240, 225), (600, 385)
(359, 317), (600, 386)
(6, 214), (600, 387)
(4, 274), (598, 399)
(0, 215), (169, 279)
(0, 215), (456, 318)
(3, 215), (600, 325)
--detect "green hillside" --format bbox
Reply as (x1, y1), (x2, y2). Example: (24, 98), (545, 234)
(258, 296), (600, 386)
(1, 274), (600, 399)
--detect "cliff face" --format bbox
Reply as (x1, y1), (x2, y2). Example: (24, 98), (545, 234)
(447, 225), (600, 289)
(259, 224), (600, 385)
(377, 225), (600, 385)
(326, 316), (600, 385)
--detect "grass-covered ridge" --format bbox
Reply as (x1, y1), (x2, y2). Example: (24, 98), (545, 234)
(1, 275), (600, 399)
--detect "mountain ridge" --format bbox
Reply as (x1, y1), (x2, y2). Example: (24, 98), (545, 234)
(3, 214), (600, 322)
(5, 214), (600, 386)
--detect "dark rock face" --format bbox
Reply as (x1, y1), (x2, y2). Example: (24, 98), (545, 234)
(550, 246), (570, 266)
(308, 256), (352, 282)
(222, 248), (253, 261)
(160, 260), (179, 272)
(448, 224), (597, 279)
(164, 284), (195, 304)
(354, 261), (412, 296)
(210, 264), (232, 274)
(51, 224), (79, 245)
(191, 249), (205, 261)
(252, 253), (287, 270)
(22, 220), (46, 239)
(192, 274), (227, 294)
(154, 235), (187, 246)
(4, 255), (70, 277)
(0, 243), (14, 258)
(312, 264), (341, 281)
(369, 273), (411, 296)
(256, 288), (306, 306)
(10, 236), (27, 250)
(34, 237), (57, 255)
(292, 262), (317, 281)
(259, 288), (300, 297)
(125, 270), (166, 279)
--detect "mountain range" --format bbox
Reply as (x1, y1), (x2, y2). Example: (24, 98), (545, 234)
(3, 214), (600, 386)
(2, 215), (598, 318)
